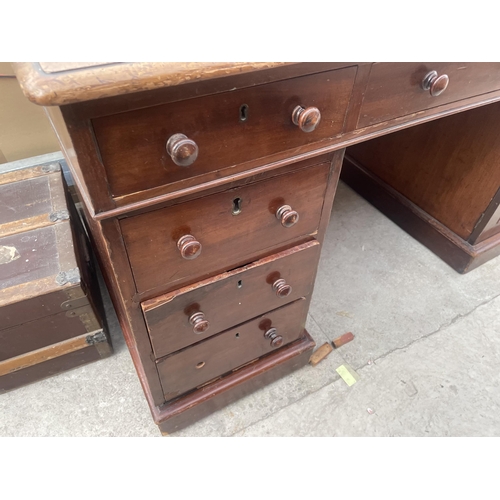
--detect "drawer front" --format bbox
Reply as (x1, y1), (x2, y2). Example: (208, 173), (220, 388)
(157, 298), (308, 402)
(358, 63), (500, 128)
(142, 240), (320, 358)
(92, 67), (356, 199)
(121, 162), (330, 294)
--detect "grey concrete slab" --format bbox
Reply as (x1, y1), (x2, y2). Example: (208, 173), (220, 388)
(235, 294), (500, 437)
(309, 182), (500, 371)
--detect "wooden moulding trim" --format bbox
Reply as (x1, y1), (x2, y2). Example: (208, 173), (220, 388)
(141, 239), (320, 313)
(87, 89), (500, 222)
(0, 214), (53, 238)
(94, 154), (332, 220)
(151, 331), (315, 425)
(469, 186), (500, 244)
(12, 62), (297, 107)
(0, 331), (101, 376)
(472, 229), (500, 255)
(0, 164), (59, 185)
(0, 275), (72, 308)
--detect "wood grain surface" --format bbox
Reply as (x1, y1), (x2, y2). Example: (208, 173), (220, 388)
(358, 62), (500, 127)
(157, 298), (308, 402)
(91, 67), (356, 198)
(348, 101), (500, 240)
(13, 62), (296, 106)
(142, 240), (320, 358)
(120, 161), (330, 294)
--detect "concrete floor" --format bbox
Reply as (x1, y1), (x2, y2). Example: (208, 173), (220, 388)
(2, 181), (500, 437)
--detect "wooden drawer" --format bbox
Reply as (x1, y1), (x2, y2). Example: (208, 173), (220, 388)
(142, 240), (320, 359)
(157, 297), (308, 402)
(358, 63), (500, 128)
(121, 161), (330, 294)
(92, 67), (356, 199)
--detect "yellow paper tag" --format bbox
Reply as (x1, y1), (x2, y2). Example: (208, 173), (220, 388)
(336, 364), (359, 386)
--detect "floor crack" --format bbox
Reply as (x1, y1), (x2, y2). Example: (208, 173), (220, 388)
(356, 292), (500, 371)
(230, 293), (500, 436)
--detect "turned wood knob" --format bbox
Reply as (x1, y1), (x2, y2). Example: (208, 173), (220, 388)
(177, 235), (202, 260)
(276, 205), (299, 228)
(189, 311), (209, 334)
(272, 278), (292, 298)
(166, 133), (199, 166)
(264, 327), (283, 348)
(421, 71), (449, 97)
(292, 105), (321, 132)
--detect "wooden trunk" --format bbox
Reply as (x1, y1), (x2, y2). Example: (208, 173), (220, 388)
(0, 163), (112, 393)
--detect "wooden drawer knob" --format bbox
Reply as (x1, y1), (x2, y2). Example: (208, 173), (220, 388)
(166, 133), (199, 167)
(292, 105), (321, 133)
(177, 234), (202, 260)
(276, 205), (299, 228)
(272, 278), (292, 298)
(189, 311), (209, 334)
(421, 71), (449, 97)
(264, 327), (283, 348)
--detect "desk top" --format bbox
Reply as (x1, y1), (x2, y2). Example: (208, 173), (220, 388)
(12, 62), (298, 106)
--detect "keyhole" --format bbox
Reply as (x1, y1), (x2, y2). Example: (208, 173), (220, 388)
(239, 104), (249, 122)
(237, 280), (243, 288)
(232, 197), (242, 215)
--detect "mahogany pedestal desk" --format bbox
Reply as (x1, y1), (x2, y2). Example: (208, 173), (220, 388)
(13, 62), (500, 433)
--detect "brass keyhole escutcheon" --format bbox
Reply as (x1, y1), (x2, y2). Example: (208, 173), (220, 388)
(196, 361), (205, 369)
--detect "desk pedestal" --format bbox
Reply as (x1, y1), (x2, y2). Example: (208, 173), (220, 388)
(343, 102), (500, 273)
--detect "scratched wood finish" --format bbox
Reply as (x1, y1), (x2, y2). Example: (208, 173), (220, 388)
(121, 161), (330, 294)
(67, 64), (360, 121)
(348, 101), (500, 241)
(0, 226), (62, 288)
(44, 106), (116, 215)
(143, 240), (320, 358)
(80, 205), (168, 407)
(91, 67), (356, 199)
(358, 62), (500, 128)
(12, 62), (297, 106)
(1, 177), (51, 225)
(157, 298), (308, 402)
(39, 62), (115, 73)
